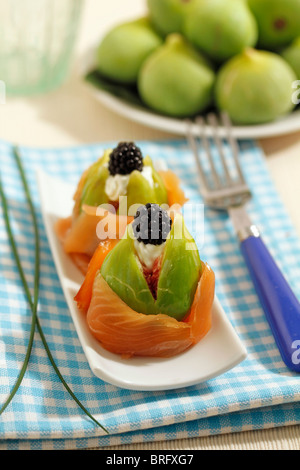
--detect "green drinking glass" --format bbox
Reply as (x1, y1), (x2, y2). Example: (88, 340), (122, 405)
(0, 0), (83, 95)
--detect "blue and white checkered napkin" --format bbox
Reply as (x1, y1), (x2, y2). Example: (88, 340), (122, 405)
(0, 139), (300, 450)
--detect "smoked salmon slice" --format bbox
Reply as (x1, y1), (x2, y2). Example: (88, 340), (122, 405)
(55, 205), (132, 257)
(86, 263), (215, 358)
(55, 207), (132, 275)
(69, 253), (92, 276)
(75, 238), (119, 313)
(158, 170), (188, 208)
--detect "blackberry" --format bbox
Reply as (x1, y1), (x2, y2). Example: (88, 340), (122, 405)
(108, 142), (143, 176)
(132, 203), (172, 245)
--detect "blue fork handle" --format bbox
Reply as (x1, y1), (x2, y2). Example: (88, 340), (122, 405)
(240, 235), (300, 372)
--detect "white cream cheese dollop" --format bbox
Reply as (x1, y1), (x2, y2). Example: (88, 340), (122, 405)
(105, 173), (130, 201)
(134, 239), (166, 270)
(105, 166), (154, 202)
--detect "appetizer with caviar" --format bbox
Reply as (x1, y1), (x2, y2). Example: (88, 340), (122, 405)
(56, 142), (187, 274)
(75, 204), (215, 358)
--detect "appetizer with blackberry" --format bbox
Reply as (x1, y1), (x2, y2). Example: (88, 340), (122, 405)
(56, 142), (187, 274)
(76, 204), (215, 358)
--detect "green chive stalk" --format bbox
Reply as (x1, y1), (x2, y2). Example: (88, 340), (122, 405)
(0, 147), (108, 434)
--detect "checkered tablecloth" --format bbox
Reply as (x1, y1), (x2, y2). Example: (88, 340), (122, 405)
(0, 139), (300, 450)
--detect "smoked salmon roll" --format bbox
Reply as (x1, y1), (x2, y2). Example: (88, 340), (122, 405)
(76, 204), (215, 358)
(56, 142), (187, 274)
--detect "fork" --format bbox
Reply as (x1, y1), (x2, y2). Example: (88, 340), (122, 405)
(186, 112), (300, 372)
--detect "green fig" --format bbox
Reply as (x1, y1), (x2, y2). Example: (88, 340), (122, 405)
(96, 17), (163, 84)
(147, 0), (197, 37)
(215, 48), (296, 125)
(152, 171), (170, 205)
(101, 225), (158, 315)
(101, 214), (201, 322)
(138, 34), (215, 117)
(184, 0), (258, 62)
(248, 0), (300, 49)
(282, 37), (300, 79)
(126, 168), (168, 212)
(156, 214), (201, 321)
(80, 151), (110, 208)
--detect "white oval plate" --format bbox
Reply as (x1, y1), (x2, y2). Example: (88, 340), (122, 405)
(37, 168), (247, 391)
(81, 47), (300, 140)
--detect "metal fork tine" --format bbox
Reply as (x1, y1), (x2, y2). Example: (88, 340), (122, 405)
(221, 112), (246, 184)
(196, 116), (222, 189)
(186, 115), (251, 210)
(185, 120), (210, 192)
(188, 111), (300, 373)
(207, 113), (232, 185)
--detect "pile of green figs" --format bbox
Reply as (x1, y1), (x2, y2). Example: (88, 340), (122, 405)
(96, 0), (300, 125)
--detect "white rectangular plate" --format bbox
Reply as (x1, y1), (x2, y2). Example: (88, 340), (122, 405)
(37, 168), (247, 391)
